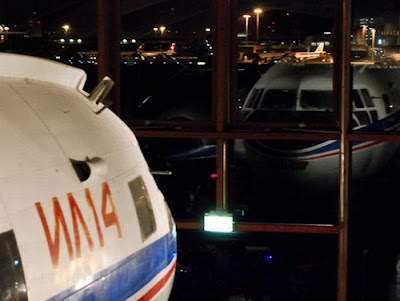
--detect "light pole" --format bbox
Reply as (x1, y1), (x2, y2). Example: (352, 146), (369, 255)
(62, 24), (70, 36)
(370, 28), (376, 61)
(159, 26), (166, 37)
(254, 8), (262, 43)
(243, 14), (251, 43)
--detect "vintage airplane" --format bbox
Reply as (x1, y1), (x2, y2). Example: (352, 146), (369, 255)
(238, 62), (400, 190)
(0, 53), (176, 300)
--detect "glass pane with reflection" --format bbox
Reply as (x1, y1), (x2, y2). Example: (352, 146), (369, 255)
(0, 1), (98, 92)
(349, 140), (400, 300)
(137, 137), (216, 221)
(236, 1), (336, 128)
(228, 139), (339, 224)
(121, 0), (213, 121)
(351, 0), (400, 133)
(172, 231), (337, 301)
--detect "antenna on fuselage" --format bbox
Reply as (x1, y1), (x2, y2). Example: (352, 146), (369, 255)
(88, 76), (114, 114)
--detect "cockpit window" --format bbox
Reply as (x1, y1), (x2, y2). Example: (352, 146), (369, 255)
(260, 89), (297, 110)
(247, 88), (263, 108)
(361, 89), (374, 107)
(352, 90), (364, 108)
(0, 230), (27, 301)
(300, 90), (333, 111)
(128, 176), (157, 241)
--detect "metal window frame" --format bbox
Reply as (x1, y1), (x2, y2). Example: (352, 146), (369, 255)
(96, 0), (400, 299)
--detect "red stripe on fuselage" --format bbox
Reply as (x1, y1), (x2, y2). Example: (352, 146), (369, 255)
(296, 141), (382, 161)
(138, 260), (177, 301)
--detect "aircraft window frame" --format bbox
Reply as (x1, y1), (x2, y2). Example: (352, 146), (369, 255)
(0, 230), (27, 301)
(259, 89), (297, 110)
(299, 90), (334, 111)
(352, 90), (364, 108)
(247, 88), (263, 108)
(128, 176), (157, 241)
(353, 111), (370, 126)
(360, 89), (374, 107)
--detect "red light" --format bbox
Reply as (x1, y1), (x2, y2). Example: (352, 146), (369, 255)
(210, 173), (218, 178)
(33, 11), (37, 15)
(37, 21), (41, 24)
(272, 21), (275, 24)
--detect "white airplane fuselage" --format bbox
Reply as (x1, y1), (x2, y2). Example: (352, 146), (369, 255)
(239, 63), (400, 190)
(0, 53), (176, 300)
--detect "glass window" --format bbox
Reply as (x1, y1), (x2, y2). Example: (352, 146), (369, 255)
(349, 140), (400, 300)
(120, 0), (213, 121)
(138, 138), (216, 221)
(260, 89), (297, 110)
(129, 176), (157, 241)
(171, 231), (337, 301)
(0, 1), (98, 92)
(351, 0), (400, 132)
(353, 90), (364, 108)
(228, 139), (338, 224)
(300, 90), (333, 111)
(236, 1), (335, 128)
(0, 230), (27, 301)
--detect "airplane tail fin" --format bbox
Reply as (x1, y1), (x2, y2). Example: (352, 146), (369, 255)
(167, 43), (176, 55)
(314, 42), (324, 53)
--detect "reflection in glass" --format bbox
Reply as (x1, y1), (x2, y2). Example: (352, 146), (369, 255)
(138, 137), (216, 221)
(171, 231), (337, 301)
(240, 64), (336, 124)
(237, 1), (334, 126)
(121, 0), (213, 120)
(228, 139), (339, 224)
(349, 140), (400, 300)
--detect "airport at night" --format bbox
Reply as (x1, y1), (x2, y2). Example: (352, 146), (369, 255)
(1, 0), (400, 300)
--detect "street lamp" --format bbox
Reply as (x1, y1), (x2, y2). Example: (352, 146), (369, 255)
(243, 14), (251, 42)
(370, 28), (376, 48)
(159, 26), (166, 37)
(253, 8), (263, 43)
(370, 27), (376, 61)
(62, 24), (70, 36)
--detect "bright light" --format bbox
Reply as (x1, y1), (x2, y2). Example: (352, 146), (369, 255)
(243, 14), (251, 19)
(77, 39), (82, 43)
(159, 26), (166, 35)
(131, 39), (136, 43)
(122, 39), (128, 44)
(62, 24), (70, 34)
(197, 61), (206, 65)
(204, 211), (233, 233)
(205, 28), (211, 32)
(60, 39), (65, 43)
(254, 8), (263, 14)
(69, 39), (74, 43)
(153, 27), (159, 32)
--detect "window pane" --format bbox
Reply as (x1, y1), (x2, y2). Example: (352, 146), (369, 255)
(0, 1), (98, 92)
(171, 231), (337, 301)
(0, 230), (27, 301)
(138, 137), (216, 221)
(351, 0), (400, 132)
(228, 139), (338, 224)
(237, 1), (335, 128)
(349, 141), (400, 300)
(121, 0), (213, 121)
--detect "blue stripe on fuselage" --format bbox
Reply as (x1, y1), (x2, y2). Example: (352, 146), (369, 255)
(47, 232), (177, 301)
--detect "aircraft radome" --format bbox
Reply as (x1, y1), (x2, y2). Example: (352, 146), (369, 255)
(0, 53), (176, 300)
